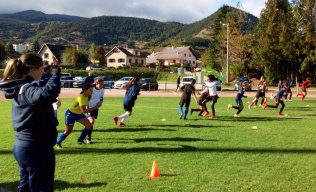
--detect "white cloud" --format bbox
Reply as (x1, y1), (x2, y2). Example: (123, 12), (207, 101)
(0, 0), (266, 23)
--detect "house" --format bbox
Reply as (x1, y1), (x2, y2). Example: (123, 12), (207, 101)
(13, 43), (29, 53)
(105, 46), (146, 68)
(146, 46), (198, 68)
(38, 43), (66, 65)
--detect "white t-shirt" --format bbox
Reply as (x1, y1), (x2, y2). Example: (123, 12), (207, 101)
(89, 87), (104, 108)
(204, 81), (217, 96)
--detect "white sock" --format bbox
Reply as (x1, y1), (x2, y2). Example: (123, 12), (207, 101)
(119, 113), (129, 119)
(121, 117), (127, 123)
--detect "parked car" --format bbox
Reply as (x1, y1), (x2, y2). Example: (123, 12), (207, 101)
(234, 77), (252, 91)
(114, 77), (133, 89)
(60, 76), (75, 88)
(140, 78), (159, 90)
(180, 76), (195, 87)
(95, 76), (114, 89)
(86, 66), (103, 71)
(73, 77), (87, 88)
(61, 73), (72, 77)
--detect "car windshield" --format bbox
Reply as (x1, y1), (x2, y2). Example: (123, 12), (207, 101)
(141, 79), (151, 83)
(119, 77), (132, 81)
(238, 77), (249, 82)
(183, 77), (193, 82)
(104, 77), (112, 81)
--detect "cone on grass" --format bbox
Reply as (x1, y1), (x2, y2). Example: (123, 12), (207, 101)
(149, 160), (160, 178)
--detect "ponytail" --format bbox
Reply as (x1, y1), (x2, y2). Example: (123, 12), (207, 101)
(2, 53), (43, 81)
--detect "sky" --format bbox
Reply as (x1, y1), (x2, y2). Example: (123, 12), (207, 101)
(0, 0), (267, 24)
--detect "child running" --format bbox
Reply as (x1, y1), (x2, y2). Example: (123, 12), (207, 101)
(263, 83), (287, 116)
(204, 75), (219, 119)
(86, 77), (105, 144)
(297, 78), (310, 101)
(284, 77), (293, 101)
(56, 83), (102, 148)
(178, 78), (198, 120)
(248, 76), (267, 109)
(114, 77), (141, 126)
(228, 82), (248, 117)
(190, 87), (210, 116)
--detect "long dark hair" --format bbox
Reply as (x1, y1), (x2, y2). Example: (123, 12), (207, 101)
(126, 77), (140, 90)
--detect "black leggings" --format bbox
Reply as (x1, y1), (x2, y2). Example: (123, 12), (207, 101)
(268, 100), (285, 114)
(232, 101), (244, 115)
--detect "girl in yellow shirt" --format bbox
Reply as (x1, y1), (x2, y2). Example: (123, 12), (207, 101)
(56, 84), (102, 148)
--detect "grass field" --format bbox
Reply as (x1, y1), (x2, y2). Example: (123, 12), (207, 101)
(1, 96), (316, 192)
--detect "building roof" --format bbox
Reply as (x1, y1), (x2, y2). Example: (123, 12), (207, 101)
(105, 46), (146, 58)
(38, 43), (66, 61)
(146, 46), (198, 61)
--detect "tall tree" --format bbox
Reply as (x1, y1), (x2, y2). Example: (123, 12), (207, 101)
(89, 43), (98, 63)
(253, 0), (296, 82)
(292, 0), (316, 80)
(0, 41), (7, 63)
(97, 46), (105, 67)
(71, 45), (78, 65)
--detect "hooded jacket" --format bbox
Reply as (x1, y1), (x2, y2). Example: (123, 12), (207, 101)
(0, 68), (61, 148)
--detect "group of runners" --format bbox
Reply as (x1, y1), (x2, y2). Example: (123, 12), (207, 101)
(178, 74), (311, 119)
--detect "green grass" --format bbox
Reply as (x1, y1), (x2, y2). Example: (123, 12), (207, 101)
(1, 96), (316, 192)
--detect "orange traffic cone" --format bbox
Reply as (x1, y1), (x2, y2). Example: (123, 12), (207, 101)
(149, 160), (161, 178)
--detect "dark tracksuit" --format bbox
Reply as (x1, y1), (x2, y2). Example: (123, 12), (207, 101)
(267, 87), (286, 114)
(124, 83), (141, 112)
(232, 88), (246, 115)
(178, 84), (195, 119)
(0, 69), (61, 192)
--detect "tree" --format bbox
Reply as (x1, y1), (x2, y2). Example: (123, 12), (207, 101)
(61, 47), (72, 65)
(28, 40), (42, 54)
(0, 41), (7, 63)
(96, 46), (105, 67)
(71, 46), (78, 65)
(89, 43), (98, 63)
(253, 0), (296, 82)
(292, 0), (316, 80)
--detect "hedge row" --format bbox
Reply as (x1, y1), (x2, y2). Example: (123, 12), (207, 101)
(0, 69), (178, 82)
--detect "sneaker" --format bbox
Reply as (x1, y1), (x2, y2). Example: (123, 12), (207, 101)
(277, 113), (284, 116)
(183, 117), (187, 120)
(77, 139), (85, 144)
(55, 143), (62, 149)
(227, 104), (232, 110)
(209, 115), (216, 119)
(203, 112), (210, 116)
(119, 122), (126, 127)
(179, 114), (183, 119)
(234, 114), (239, 118)
(86, 139), (93, 144)
(190, 109), (193, 115)
(302, 95), (305, 101)
(114, 116), (118, 125)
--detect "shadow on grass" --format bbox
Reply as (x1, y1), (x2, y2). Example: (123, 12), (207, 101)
(72, 128), (176, 133)
(0, 180), (106, 191)
(103, 137), (218, 143)
(209, 116), (303, 122)
(3, 146), (316, 155)
(150, 124), (232, 128)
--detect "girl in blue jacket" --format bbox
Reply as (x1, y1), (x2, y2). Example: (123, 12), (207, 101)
(114, 77), (141, 126)
(0, 53), (61, 192)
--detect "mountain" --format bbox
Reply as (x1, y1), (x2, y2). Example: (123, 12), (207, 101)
(0, 7), (258, 48)
(0, 10), (85, 23)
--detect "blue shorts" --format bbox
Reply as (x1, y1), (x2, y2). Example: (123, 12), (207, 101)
(65, 109), (86, 126)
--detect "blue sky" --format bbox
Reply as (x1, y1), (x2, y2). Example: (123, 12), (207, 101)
(0, 0), (267, 23)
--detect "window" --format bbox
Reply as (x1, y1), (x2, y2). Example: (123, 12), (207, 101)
(184, 53), (187, 57)
(44, 53), (49, 59)
(141, 59), (144, 64)
(129, 59), (132, 63)
(109, 59), (115, 63)
(173, 60), (176, 63)
(118, 58), (125, 63)
(135, 59), (138, 63)
(189, 54), (191, 57)
(193, 61), (195, 64)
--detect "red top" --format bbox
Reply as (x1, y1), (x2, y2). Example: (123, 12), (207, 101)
(301, 80), (310, 89)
